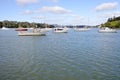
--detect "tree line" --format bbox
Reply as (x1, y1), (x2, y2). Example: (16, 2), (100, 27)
(0, 20), (54, 28)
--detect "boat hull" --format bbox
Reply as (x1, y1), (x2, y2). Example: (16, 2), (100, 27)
(98, 30), (117, 33)
(18, 32), (46, 36)
(98, 27), (117, 33)
(15, 28), (28, 31)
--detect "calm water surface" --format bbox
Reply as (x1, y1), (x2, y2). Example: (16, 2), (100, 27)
(0, 28), (120, 80)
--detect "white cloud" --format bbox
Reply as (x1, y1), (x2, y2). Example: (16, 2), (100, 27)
(69, 14), (84, 19)
(16, 0), (39, 6)
(21, 6), (71, 15)
(114, 11), (120, 16)
(95, 2), (118, 11)
(29, 14), (85, 25)
(31, 16), (45, 19)
(52, 0), (58, 2)
(98, 13), (113, 18)
(53, 14), (84, 25)
(97, 11), (120, 19)
(22, 10), (34, 15)
(16, 0), (58, 6)
(40, 6), (71, 14)
(47, 0), (58, 2)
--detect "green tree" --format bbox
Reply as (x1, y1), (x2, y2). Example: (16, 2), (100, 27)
(0, 22), (2, 28)
(2, 20), (10, 27)
(9, 21), (18, 28)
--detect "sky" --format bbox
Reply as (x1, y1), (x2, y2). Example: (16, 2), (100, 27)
(0, 0), (120, 26)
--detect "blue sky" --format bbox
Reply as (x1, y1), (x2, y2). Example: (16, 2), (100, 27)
(0, 0), (120, 25)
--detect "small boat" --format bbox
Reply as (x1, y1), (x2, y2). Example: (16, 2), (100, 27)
(98, 27), (117, 33)
(15, 28), (28, 31)
(1, 27), (9, 30)
(18, 27), (46, 36)
(40, 28), (52, 32)
(40, 23), (52, 32)
(18, 31), (46, 36)
(74, 27), (90, 31)
(54, 27), (69, 33)
(74, 26), (90, 31)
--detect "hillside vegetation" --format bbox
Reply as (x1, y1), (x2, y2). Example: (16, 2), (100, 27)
(101, 16), (120, 28)
(0, 20), (54, 28)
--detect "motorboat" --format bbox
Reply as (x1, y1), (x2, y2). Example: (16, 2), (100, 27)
(18, 27), (46, 36)
(18, 31), (46, 36)
(15, 28), (28, 31)
(54, 27), (69, 33)
(98, 27), (117, 33)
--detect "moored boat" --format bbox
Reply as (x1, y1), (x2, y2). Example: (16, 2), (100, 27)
(17, 27), (46, 36)
(15, 28), (28, 31)
(54, 27), (69, 33)
(18, 31), (46, 36)
(74, 26), (90, 31)
(74, 27), (90, 31)
(40, 28), (52, 32)
(98, 27), (117, 33)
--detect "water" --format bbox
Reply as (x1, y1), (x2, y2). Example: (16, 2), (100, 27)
(0, 28), (120, 80)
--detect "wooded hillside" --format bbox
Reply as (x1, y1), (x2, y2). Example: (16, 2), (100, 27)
(101, 16), (120, 28)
